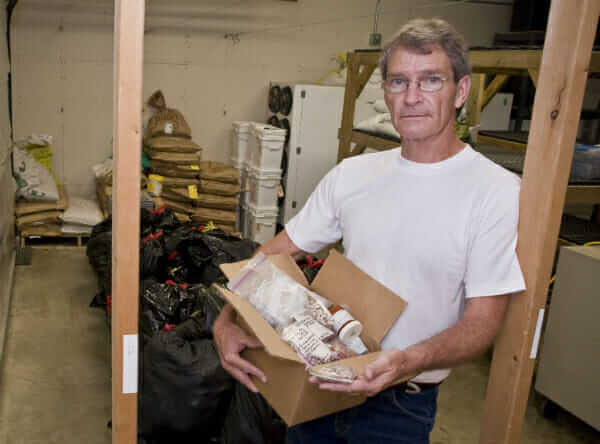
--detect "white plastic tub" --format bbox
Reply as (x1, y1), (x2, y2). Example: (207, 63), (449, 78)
(246, 203), (279, 244)
(248, 165), (282, 208)
(248, 123), (286, 171)
(231, 121), (252, 165)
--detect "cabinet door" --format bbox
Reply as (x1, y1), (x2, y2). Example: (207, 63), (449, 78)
(287, 86), (345, 220)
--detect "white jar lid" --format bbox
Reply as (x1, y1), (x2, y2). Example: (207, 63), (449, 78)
(338, 319), (363, 343)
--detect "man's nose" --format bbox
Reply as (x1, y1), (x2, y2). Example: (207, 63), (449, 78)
(403, 82), (422, 105)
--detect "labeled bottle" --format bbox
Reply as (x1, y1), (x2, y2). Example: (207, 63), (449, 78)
(328, 304), (363, 343)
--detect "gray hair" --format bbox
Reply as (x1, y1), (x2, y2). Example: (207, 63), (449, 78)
(379, 18), (471, 83)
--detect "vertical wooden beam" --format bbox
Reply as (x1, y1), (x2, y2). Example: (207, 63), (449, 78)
(481, 74), (510, 109)
(466, 73), (485, 126)
(338, 52), (361, 162)
(112, 1), (145, 443)
(479, 1), (600, 443)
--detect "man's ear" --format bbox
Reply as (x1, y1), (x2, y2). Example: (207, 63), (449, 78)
(454, 74), (471, 109)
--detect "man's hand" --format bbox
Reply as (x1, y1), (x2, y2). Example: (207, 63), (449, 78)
(213, 305), (267, 393)
(310, 348), (423, 397)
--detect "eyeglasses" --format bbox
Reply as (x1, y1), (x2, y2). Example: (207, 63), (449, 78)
(381, 75), (448, 94)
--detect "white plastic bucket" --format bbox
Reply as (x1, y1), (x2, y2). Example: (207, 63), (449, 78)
(231, 121), (252, 165)
(246, 203), (278, 244)
(248, 165), (282, 208)
(248, 123), (286, 171)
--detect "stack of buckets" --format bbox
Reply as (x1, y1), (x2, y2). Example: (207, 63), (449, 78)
(231, 121), (286, 244)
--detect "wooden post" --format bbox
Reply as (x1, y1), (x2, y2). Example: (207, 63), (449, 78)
(112, 1), (145, 443)
(338, 53), (361, 162)
(466, 73), (485, 126)
(481, 74), (510, 109)
(479, 1), (600, 443)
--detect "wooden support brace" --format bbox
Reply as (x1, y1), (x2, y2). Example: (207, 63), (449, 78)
(466, 73), (486, 126)
(479, 1), (600, 443)
(112, 1), (145, 443)
(528, 69), (539, 88)
(356, 63), (377, 99)
(482, 74), (510, 110)
(338, 53), (361, 162)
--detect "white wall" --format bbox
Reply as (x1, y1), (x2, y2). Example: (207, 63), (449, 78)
(11, 0), (512, 199)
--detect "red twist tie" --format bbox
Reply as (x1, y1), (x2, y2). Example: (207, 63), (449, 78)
(168, 251), (180, 260)
(162, 323), (176, 331)
(165, 280), (177, 286)
(179, 283), (188, 290)
(142, 233), (154, 243)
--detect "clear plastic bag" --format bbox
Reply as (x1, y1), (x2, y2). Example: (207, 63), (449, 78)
(228, 253), (313, 328)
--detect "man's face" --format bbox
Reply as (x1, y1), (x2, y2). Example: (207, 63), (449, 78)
(383, 45), (470, 142)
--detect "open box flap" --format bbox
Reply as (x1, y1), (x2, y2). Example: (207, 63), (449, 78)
(214, 284), (303, 363)
(310, 250), (407, 345)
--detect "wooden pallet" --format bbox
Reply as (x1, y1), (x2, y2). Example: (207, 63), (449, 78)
(19, 226), (90, 248)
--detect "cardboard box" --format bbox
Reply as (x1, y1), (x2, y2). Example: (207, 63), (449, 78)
(218, 249), (408, 426)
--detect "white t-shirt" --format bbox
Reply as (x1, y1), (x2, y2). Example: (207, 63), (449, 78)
(285, 145), (526, 383)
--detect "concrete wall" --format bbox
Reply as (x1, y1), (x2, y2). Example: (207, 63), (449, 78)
(0, 2), (15, 359)
(10, 0), (513, 199)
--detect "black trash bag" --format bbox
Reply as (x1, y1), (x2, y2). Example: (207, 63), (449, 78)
(187, 231), (259, 286)
(164, 253), (190, 283)
(139, 308), (165, 346)
(176, 282), (201, 324)
(148, 204), (181, 232)
(205, 285), (227, 333)
(86, 227), (113, 298)
(297, 256), (325, 285)
(221, 382), (287, 444)
(139, 332), (233, 442)
(140, 279), (181, 326)
(162, 225), (205, 254)
(140, 231), (165, 278)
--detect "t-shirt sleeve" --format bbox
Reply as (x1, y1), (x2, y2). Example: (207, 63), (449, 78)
(465, 178), (526, 298)
(285, 164), (343, 254)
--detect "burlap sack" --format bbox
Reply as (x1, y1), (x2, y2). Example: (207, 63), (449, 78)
(193, 193), (238, 210)
(174, 212), (192, 224)
(146, 90), (192, 139)
(197, 180), (241, 197)
(147, 173), (198, 187)
(152, 196), (194, 215)
(160, 186), (198, 203)
(19, 222), (63, 236)
(16, 210), (63, 229)
(145, 136), (202, 153)
(190, 207), (236, 225)
(144, 149), (202, 165)
(15, 185), (68, 217)
(149, 161), (200, 178)
(197, 161), (239, 184)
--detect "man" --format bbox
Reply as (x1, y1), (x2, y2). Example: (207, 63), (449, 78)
(213, 18), (525, 444)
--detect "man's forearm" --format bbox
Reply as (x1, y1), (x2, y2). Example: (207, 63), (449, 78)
(256, 229), (303, 258)
(404, 294), (510, 374)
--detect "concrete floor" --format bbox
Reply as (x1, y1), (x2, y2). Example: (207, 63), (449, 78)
(0, 248), (598, 443)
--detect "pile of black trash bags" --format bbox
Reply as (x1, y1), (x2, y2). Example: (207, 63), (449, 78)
(86, 205), (287, 444)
